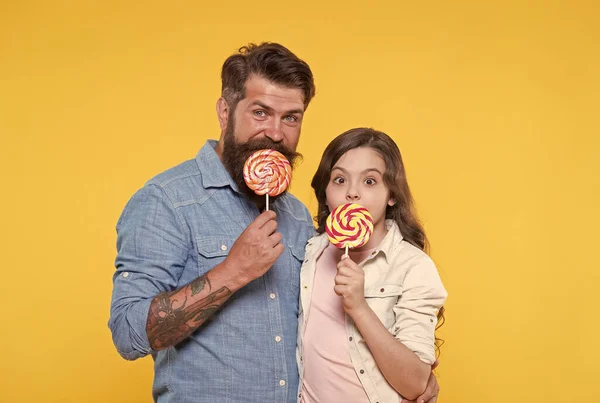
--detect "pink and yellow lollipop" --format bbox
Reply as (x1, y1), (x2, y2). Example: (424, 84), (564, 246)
(243, 149), (292, 210)
(326, 203), (374, 256)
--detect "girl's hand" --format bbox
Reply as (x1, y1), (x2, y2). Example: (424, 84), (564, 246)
(334, 255), (368, 315)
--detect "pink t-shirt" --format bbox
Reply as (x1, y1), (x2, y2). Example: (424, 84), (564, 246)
(301, 244), (374, 403)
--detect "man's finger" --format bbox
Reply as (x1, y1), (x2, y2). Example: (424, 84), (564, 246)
(268, 231), (283, 247)
(272, 243), (285, 258)
(252, 210), (277, 228)
(258, 219), (278, 237)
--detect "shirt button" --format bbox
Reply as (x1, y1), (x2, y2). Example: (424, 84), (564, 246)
(380, 288), (385, 292)
(360, 369), (365, 374)
(122, 272), (129, 278)
(269, 293), (276, 299)
(279, 380), (286, 386)
(275, 336), (281, 342)
(220, 244), (227, 251)
(349, 336), (353, 341)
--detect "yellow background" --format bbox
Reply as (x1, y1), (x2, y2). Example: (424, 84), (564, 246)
(1, 1), (598, 402)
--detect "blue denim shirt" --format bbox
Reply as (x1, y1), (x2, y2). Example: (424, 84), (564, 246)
(109, 140), (315, 403)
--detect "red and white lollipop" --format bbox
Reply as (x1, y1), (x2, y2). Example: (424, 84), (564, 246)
(326, 203), (374, 256)
(243, 149), (292, 210)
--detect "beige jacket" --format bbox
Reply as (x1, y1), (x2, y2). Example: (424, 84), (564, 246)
(297, 220), (448, 403)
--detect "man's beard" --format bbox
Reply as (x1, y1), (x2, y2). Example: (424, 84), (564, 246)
(221, 116), (302, 206)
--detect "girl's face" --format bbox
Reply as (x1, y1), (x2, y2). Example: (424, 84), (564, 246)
(325, 147), (395, 233)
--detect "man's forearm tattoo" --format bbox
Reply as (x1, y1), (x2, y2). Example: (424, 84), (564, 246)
(146, 274), (232, 350)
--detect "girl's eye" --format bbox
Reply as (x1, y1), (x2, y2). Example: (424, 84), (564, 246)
(333, 177), (345, 184)
(365, 178), (376, 186)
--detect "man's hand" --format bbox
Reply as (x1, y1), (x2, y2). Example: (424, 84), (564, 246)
(401, 360), (440, 403)
(224, 210), (284, 285)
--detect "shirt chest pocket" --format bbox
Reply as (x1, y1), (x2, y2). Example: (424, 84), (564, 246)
(196, 236), (232, 276)
(364, 284), (403, 329)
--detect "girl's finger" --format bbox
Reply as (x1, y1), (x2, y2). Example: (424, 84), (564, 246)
(333, 285), (346, 296)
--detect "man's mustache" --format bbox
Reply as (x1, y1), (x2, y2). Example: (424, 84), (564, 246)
(237, 138), (303, 167)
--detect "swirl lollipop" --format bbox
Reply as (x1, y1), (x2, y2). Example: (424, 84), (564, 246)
(326, 203), (374, 256)
(243, 149), (292, 210)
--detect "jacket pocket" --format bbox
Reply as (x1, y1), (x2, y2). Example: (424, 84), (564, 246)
(364, 284), (403, 328)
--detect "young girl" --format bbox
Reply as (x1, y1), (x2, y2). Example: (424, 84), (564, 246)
(297, 128), (447, 403)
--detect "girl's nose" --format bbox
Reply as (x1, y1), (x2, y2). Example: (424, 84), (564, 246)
(346, 190), (360, 201)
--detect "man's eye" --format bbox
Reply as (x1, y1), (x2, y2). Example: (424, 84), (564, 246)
(254, 110), (266, 117)
(284, 115), (297, 122)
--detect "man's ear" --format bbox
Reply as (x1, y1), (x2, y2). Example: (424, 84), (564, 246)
(216, 97), (229, 131)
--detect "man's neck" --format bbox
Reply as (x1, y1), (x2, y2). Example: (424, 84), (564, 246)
(214, 138), (225, 160)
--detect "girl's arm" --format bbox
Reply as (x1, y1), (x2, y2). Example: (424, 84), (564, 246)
(335, 256), (445, 400)
(348, 300), (431, 399)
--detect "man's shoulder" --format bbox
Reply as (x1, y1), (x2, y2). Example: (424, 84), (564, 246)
(143, 158), (207, 205)
(276, 193), (313, 225)
(278, 191), (306, 207)
(146, 158), (199, 186)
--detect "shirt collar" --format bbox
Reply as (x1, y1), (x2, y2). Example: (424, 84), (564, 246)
(195, 140), (241, 192)
(373, 220), (404, 262)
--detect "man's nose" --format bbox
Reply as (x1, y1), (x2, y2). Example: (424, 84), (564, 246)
(264, 120), (284, 143)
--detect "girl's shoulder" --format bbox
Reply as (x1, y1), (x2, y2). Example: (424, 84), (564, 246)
(382, 221), (435, 267)
(304, 231), (329, 252)
(388, 239), (436, 273)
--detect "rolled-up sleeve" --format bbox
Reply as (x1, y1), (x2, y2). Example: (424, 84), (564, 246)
(392, 257), (447, 365)
(108, 184), (189, 360)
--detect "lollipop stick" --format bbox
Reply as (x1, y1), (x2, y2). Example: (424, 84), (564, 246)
(266, 194), (269, 211)
(344, 244), (349, 258)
